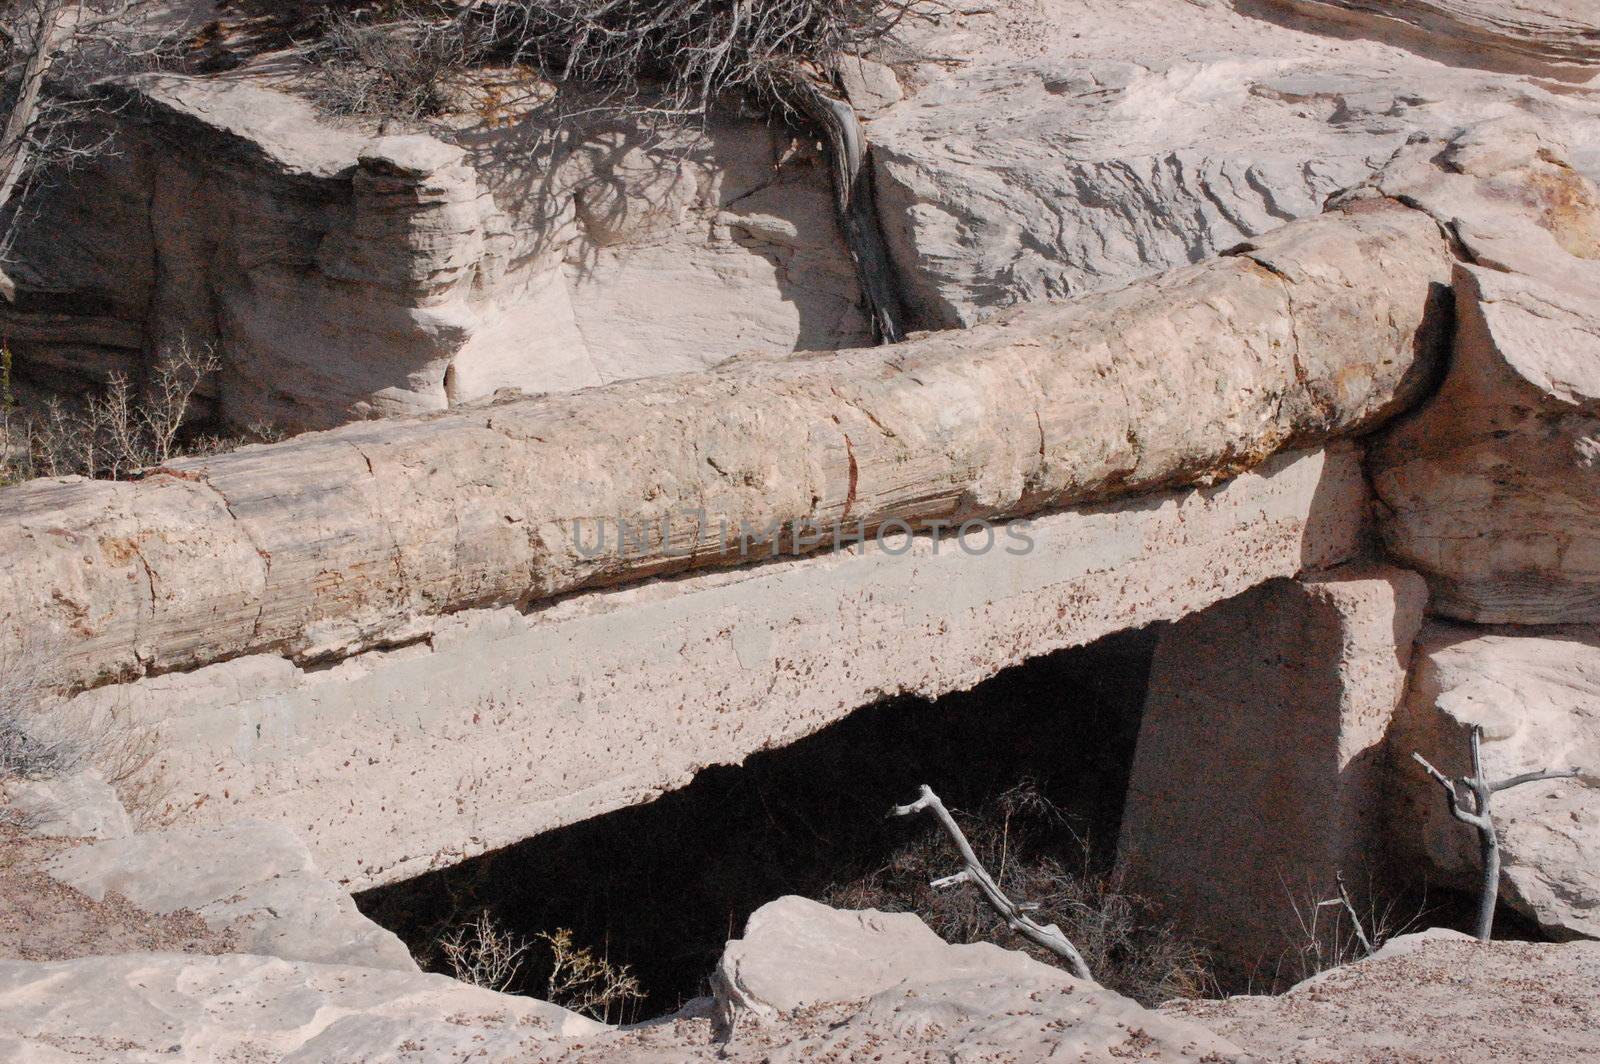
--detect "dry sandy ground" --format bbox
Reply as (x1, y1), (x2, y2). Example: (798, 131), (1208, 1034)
(1167, 932), (1600, 1063)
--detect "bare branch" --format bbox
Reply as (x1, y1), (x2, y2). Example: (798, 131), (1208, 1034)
(1492, 767), (1583, 793)
(1411, 750), (1488, 829)
(891, 784), (1094, 981)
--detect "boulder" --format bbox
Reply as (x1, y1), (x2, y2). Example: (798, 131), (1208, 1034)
(42, 820), (417, 970)
(1171, 929), (1600, 1062)
(0, 190), (1452, 692)
(1251, 0), (1600, 78)
(1367, 122), (1600, 624)
(1388, 623), (1600, 939)
(707, 896), (1244, 1061)
(1119, 564), (1428, 973)
(3, 770), (132, 840)
(0, 951), (598, 1063)
(713, 895), (1065, 1026)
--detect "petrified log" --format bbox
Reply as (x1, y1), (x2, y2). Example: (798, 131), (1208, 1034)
(0, 195), (1452, 690)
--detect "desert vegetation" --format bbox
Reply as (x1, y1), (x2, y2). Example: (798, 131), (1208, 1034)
(438, 913), (645, 1022)
(0, 647), (164, 827)
(0, 339), (279, 486)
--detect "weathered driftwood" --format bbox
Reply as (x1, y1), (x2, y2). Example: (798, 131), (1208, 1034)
(891, 784), (1094, 981)
(1413, 725), (1583, 940)
(0, 195), (1452, 690)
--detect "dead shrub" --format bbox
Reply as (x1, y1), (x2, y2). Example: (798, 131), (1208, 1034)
(483, 0), (933, 127)
(307, 8), (488, 120)
(0, 653), (82, 783)
(827, 781), (1214, 1006)
(536, 926), (645, 1024)
(1276, 874), (1424, 987)
(440, 909), (531, 992)
(1, 337), (278, 486)
(437, 913), (644, 1022)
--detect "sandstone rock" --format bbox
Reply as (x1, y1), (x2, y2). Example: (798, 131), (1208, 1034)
(2, 770), (132, 840)
(869, 0), (1600, 328)
(1367, 123), (1600, 623)
(0, 951), (598, 1063)
(1, 76), (869, 431)
(1253, 0), (1600, 77)
(64, 445), (1368, 888)
(1171, 930), (1600, 1062)
(836, 57), (902, 113)
(1119, 564), (1428, 973)
(1388, 623), (1600, 940)
(708, 896), (1243, 1061)
(43, 820), (417, 970)
(0, 192), (1451, 693)
(713, 895), (1063, 1025)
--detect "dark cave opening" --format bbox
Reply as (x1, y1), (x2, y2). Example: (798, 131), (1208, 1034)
(355, 625), (1161, 1014)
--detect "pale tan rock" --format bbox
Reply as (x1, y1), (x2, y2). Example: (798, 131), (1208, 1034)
(1171, 930), (1600, 1062)
(869, 0), (1600, 328)
(43, 820), (418, 970)
(1389, 623), (1600, 939)
(707, 896), (1243, 1061)
(1119, 564), (1428, 973)
(2, 770), (132, 841)
(1367, 124), (1600, 623)
(1, 78), (868, 431)
(66, 445), (1367, 888)
(713, 896), (1067, 1026)
(835, 57), (902, 113)
(0, 194), (1451, 693)
(0, 951), (598, 1063)
(1253, 0), (1600, 78)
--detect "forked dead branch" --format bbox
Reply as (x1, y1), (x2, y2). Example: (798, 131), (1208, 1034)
(1412, 725), (1585, 940)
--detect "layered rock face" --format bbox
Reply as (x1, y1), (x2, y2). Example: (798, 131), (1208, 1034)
(1367, 124), (1600, 624)
(1253, 0), (1600, 77)
(868, 0), (1600, 328)
(3, 78), (532, 429)
(7, 0), (1596, 429)
(1109, 124), (1600, 962)
(1, 77), (868, 431)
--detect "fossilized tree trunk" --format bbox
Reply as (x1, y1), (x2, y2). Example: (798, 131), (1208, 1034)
(0, 195), (1453, 691)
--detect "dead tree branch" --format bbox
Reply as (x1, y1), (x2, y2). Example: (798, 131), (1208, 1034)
(1, 0), (185, 287)
(891, 784), (1094, 981)
(1316, 871), (1373, 957)
(1412, 724), (1583, 940)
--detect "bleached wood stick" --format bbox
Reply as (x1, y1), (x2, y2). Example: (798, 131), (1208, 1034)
(891, 784), (1093, 981)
